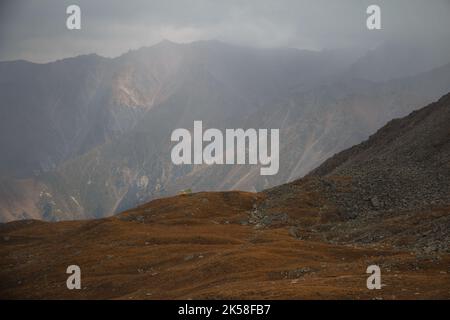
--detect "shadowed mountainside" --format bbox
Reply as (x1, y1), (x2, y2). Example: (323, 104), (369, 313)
(2, 41), (450, 222)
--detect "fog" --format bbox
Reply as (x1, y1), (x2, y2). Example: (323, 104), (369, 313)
(0, 0), (449, 62)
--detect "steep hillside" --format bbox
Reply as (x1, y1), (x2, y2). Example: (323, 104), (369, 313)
(260, 93), (450, 252)
(309, 92), (450, 214)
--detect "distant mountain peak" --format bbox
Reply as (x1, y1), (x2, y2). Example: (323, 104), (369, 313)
(155, 38), (180, 47)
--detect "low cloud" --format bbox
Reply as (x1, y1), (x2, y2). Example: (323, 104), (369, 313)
(1, 0), (449, 62)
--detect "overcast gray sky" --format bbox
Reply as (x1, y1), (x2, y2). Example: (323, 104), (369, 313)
(1, 0), (449, 62)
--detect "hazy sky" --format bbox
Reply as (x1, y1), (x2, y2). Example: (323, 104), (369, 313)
(1, 0), (449, 62)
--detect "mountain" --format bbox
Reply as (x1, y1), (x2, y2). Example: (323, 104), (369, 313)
(0, 40), (354, 221)
(262, 92), (450, 251)
(1, 94), (449, 299)
(0, 55), (111, 177)
(1, 40), (450, 222)
(347, 38), (450, 82)
(0, 40), (347, 179)
(309, 92), (450, 212)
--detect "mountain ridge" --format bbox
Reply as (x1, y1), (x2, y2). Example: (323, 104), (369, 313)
(1, 40), (450, 222)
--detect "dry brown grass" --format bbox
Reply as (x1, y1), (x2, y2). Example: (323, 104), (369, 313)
(1, 191), (449, 299)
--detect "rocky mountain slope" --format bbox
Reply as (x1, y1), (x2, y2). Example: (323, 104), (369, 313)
(261, 93), (450, 252)
(309, 92), (450, 213)
(1, 93), (449, 299)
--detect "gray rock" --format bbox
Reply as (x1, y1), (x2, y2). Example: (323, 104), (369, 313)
(370, 196), (380, 208)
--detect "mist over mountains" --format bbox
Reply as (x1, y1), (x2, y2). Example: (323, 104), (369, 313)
(1, 39), (450, 222)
